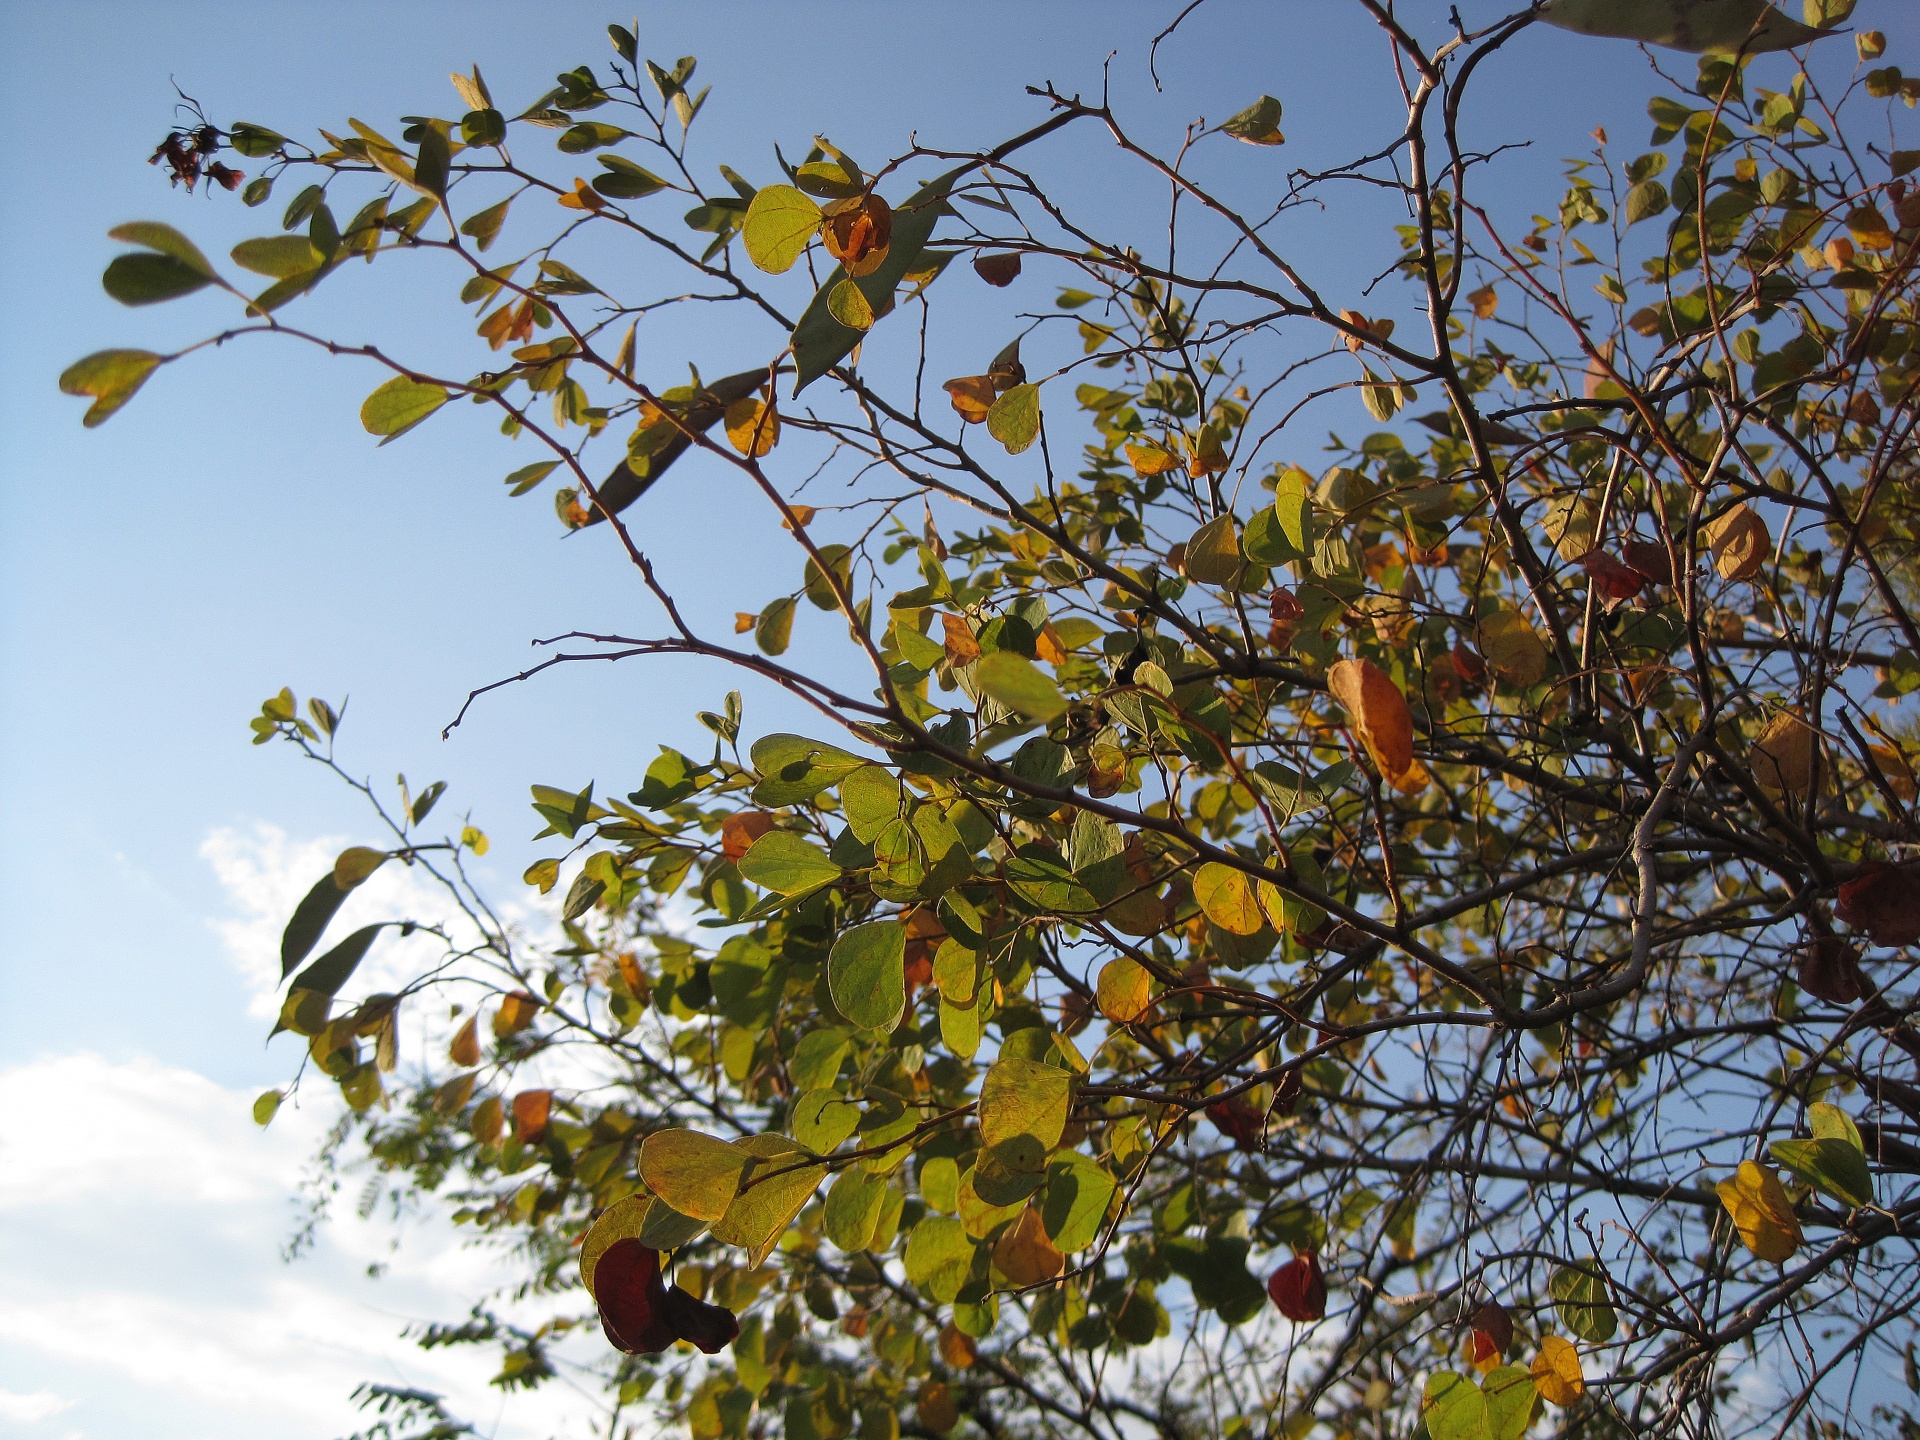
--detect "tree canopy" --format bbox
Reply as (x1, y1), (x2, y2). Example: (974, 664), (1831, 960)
(64, 3), (1920, 1439)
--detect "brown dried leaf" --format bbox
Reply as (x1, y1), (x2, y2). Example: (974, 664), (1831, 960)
(1705, 503), (1771, 582)
(973, 252), (1022, 286)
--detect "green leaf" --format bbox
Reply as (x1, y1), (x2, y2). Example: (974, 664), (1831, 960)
(791, 166), (970, 393)
(228, 123), (286, 159)
(252, 1090), (283, 1126)
(713, 1134), (824, 1267)
(792, 1088), (862, 1152)
(1809, 1101), (1864, 1151)
(825, 1168), (889, 1251)
(841, 765), (904, 843)
(288, 923), (384, 999)
(639, 1128), (751, 1222)
(1183, 515), (1242, 586)
(903, 1214), (974, 1302)
(103, 253), (212, 305)
(1549, 1259), (1617, 1342)
(360, 376), (450, 442)
(460, 197), (511, 251)
(826, 278), (874, 331)
(987, 384), (1041, 454)
(231, 235), (324, 278)
(1422, 1372), (1491, 1440)
(743, 185), (825, 274)
(979, 1056), (1070, 1150)
(1041, 1151), (1115, 1253)
(280, 871), (349, 977)
(756, 596), (796, 656)
(976, 652), (1067, 723)
(829, 921), (906, 1031)
(108, 222), (216, 277)
(58, 350), (163, 428)
(750, 733), (866, 805)
(1221, 94), (1284, 145)
(413, 124), (451, 199)
(1769, 1137), (1872, 1208)
(1624, 179), (1670, 223)
(594, 155), (669, 199)
(462, 108), (506, 147)
(789, 1031), (851, 1091)
(1481, 1367), (1536, 1440)
(738, 831), (842, 894)
(558, 121), (630, 153)
(803, 544), (854, 610)
(505, 460), (558, 495)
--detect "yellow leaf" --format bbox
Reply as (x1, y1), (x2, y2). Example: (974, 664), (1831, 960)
(1750, 712), (1820, 795)
(334, 846), (389, 889)
(724, 396), (780, 457)
(1097, 955), (1154, 1023)
(1468, 285), (1498, 319)
(1868, 743), (1917, 801)
(1478, 611), (1548, 688)
(1847, 204), (1894, 252)
(1192, 861), (1265, 935)
(1531, 1336), (1585, 1407)
(1715, 1160), (1802, 1262)
(1125, 439), (1181, 476)
(941, 613), (982, 667)
(639, 1128), (752, 1222)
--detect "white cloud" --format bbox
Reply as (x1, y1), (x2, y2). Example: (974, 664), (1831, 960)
(0, 1050), (605, 1440)
(0, 1389), (75, 1423)
(200, 824), (488, 1021)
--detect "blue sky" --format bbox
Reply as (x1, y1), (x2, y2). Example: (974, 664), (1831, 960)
(0, 4), (1897, 1438)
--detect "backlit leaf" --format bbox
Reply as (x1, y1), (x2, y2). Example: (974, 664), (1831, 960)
(639, 1128), (751, 1222)
(1193, 862), (1264, 935)
(59, 349), (163, 427)
(739, 831), (841, 894)
(360, 376), (449, 442)
(830, 921), (906, 1031)
(979, 1056), (1070, 1150)
(976, 652), (1067, 723)
(1531, 1336), (1585, 1407)
(987, 384), (1041, 454)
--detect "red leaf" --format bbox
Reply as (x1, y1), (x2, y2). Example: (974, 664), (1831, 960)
(1836, 863), (1920, 947)
(1470, 1299), (1513, 1353)
(1267, 1251), (1327, 1321)
(1206, 1099), (1263, 1151)
(1451, 640), (1487, 686)
(1582, 550), (1645, 605)
(1273, 1067), (1303, 1117)
(1621, 538), (1674, 585)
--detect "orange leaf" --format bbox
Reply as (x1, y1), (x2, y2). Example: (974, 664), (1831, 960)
(448, 1014), (481, 1068)
(944, 375), (996, 424)
(941, 613), (982, 666)
(722, 812), (778, 861)
(992, 1205), (1064, 1287)
(723, 397), (779, 457)
(1124, 439), (1181, 476)
(495, 991), (541, 1037)
(1468, 285), (1498, 319)
(1326, 658), (1419, 789)
(1035, 622), (1068, 665)
(558, 178), (606, 211)
(735, 612), (757, 634)
(821, 194), (893, 277)
(511, 1089), (552, 1143)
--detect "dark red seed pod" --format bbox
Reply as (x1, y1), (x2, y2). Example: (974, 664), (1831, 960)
(1267, 1251), (1327, 1321)
(594, 1239), (678, 1354)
